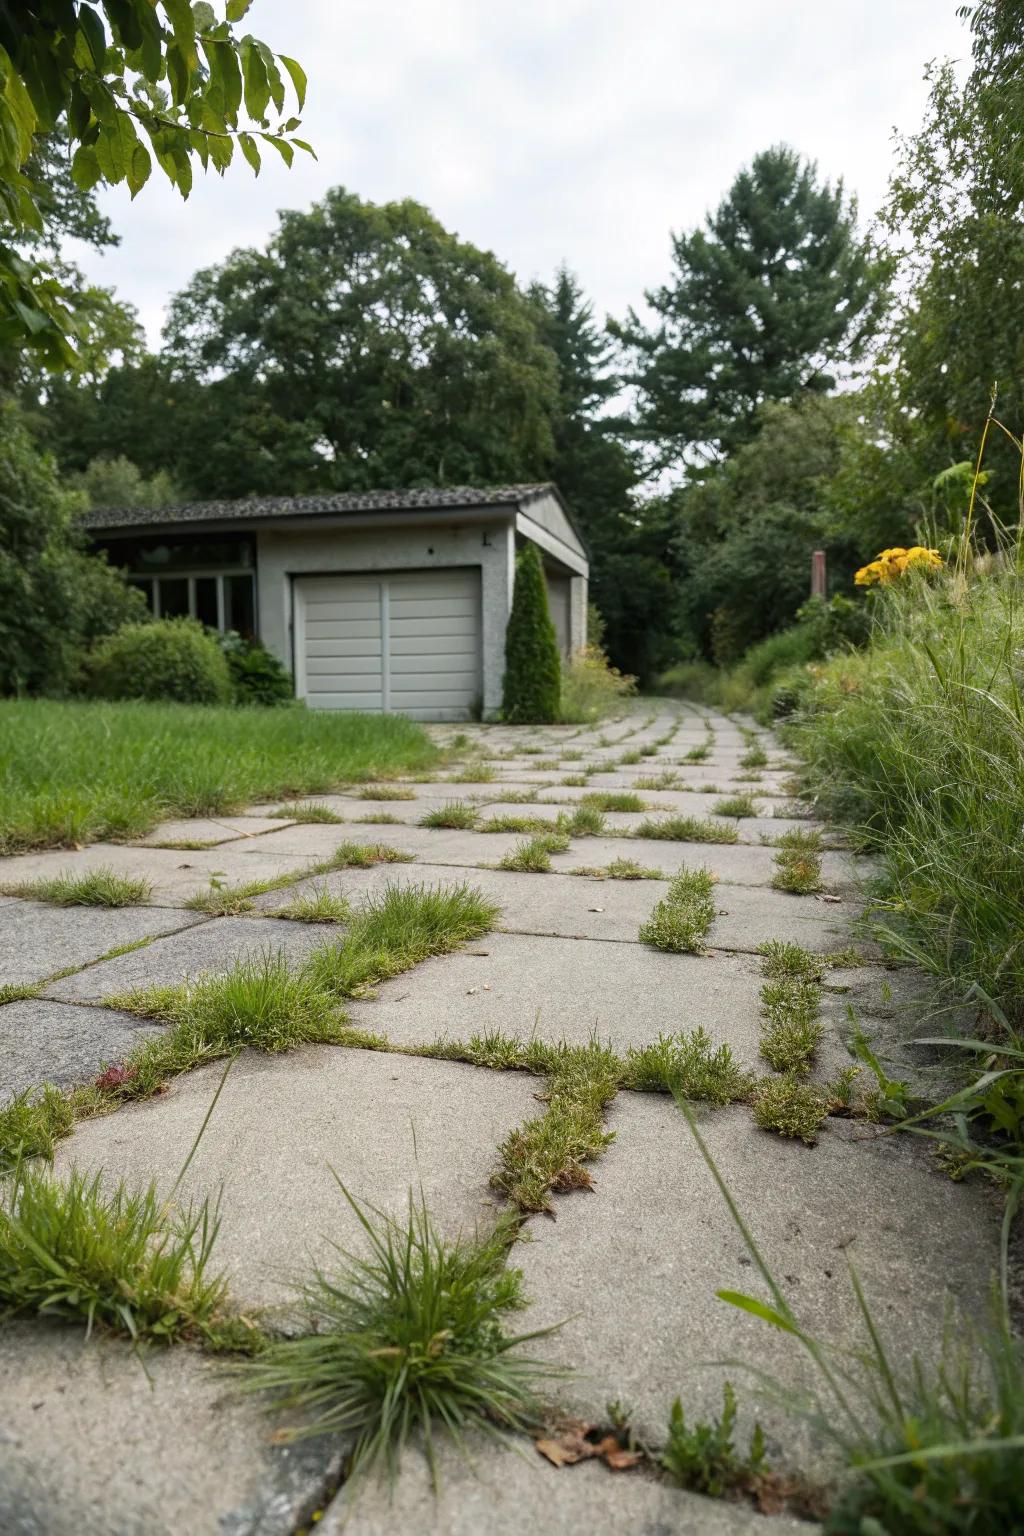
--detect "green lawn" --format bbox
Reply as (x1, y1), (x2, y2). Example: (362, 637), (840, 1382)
(0, 700), (439, 853)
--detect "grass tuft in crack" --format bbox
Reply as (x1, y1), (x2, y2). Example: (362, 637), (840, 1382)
(739, 744), (769, 769)
(312, 842), (416, 873)
(244, 1182), (558, 1490)
(269, 884), (352, 925)
(712, 793), (759, 819)
(3, 867), (152, 907)
(0, 1086), (75, 1172)
(490, 1041), (619, 1214)
(185, 875), (297, 916)
(770, 829), (824, 895)
(498, 834), (568, 873)
(639, 867), (717, 953)
(418, 801), (477, 830)
(635, 815), (738, 845)
(358, 786), (417, 801)
(751, 1074), (828, 1144)
(582, 791), (646, 813)
(269, 802), (344, 824)
(622, 1027), (749, 1103)
(0, 1162), (226, 1342)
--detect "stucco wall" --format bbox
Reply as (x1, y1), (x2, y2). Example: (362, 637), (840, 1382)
(256, 518), (516, 715)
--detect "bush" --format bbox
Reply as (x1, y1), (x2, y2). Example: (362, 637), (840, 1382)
(0, 402), (147, 696)
(86, 618), (234, 705)
(558, 644), (636, 723)
(792, 554), (1024, 1033)
(502, 543), (561, 724)
(217, 630), (293, 706)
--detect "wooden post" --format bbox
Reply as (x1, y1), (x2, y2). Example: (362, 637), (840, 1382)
(811, 549), (826, 599)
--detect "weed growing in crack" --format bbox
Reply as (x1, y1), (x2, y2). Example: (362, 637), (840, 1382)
(583, 791), (646, 813)
(244, 1183), (558, 1490)
(358, 786), (417, 801)
(684, 742), (712, 763)
(270, 802), (344, 824)
(185, 874), (296, 916)
(759, 943), (824, 1074)
(662, 1383), (766, 1498)
(622, 1027), (749, 1104)
(739, 744), (769, 769)
(713, 794), (759, 820)
(0, 1163), (226, 1343)
(312, 842), (415, 873)
(490, 1041), (619, 1214)
(418, 801), (478, 830)
(639, 867), (717, 953)
(0, 1085), (75, 1172)
(635, 816), (738, 845)
(498, 835), (567, 873)
(269, 884), (352, 925)
(3, 867), (152, 907)
(771, 827), (824, 894)
(751, 1074), (828, 1144)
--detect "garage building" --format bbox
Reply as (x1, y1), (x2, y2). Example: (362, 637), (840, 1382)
(84, 484), (589, 721)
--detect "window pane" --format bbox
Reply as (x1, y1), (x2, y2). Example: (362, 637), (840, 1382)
(225, 575), (255, 640)
(195, 576), (218, 629)
(159, 577), (189, 619)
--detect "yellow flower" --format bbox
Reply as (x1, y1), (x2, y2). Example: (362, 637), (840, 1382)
(854, 544), (943, 588)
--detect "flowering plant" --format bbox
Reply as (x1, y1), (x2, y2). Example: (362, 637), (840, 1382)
(854, 546), (944, 587)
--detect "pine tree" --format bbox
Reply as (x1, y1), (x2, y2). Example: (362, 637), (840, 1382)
(502, 543), (562, 724)
(612, 146), (887, 469)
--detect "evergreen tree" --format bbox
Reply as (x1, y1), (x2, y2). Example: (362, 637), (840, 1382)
(612, 146), (887, 470)
(502, 543), (561, 724)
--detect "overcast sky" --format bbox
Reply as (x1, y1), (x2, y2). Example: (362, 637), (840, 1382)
(69, 0), (969, 347)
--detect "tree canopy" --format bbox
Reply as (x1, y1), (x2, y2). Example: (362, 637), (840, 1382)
(612, 146), (887, 470)
(1, 2), (310, 367)
(158, 188), (559, 494)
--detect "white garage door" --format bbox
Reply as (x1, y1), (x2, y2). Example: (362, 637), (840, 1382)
(294, 569), (482, 720)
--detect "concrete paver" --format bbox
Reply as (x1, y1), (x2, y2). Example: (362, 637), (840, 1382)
(0, 999), (164, 1101)
(0, 900), (205, 986)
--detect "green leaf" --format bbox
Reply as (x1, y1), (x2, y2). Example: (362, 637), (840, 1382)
(237, 131), (260, 175)
(278, 54), (307, 112)
(715, 1290), (799, 1335)
(127, 141), (152, 198)
(290, 137), (316, 158)
(70, 143), (103, 191)
(226, 0), (254, 17)
(192, 1), (217, 32)
(260, 133), (293, 168)
(77, 5), (109, 70)
(240, 37), (270, 123)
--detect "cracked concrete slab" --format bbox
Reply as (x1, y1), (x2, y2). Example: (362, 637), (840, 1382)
(0, 999), (164, 1101)
(517, 1095), (1002, 1472)
(52, 1049), (538, 1310)
(0, 1321), (340, 1536)
(343, 930), (767, 1055)
(0, 899), (206, 986)
(137, 815), (291, 846)
(43, 914), (332, 1003)
(324, 1433), (812, 1535)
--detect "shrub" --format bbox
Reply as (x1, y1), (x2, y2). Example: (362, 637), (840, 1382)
(558, 645), (636, 723)
(86, 618), (234, 705)
(218, 630), (293, 706)
(502, 543), (561, 724)
(0, 401), (147, 696)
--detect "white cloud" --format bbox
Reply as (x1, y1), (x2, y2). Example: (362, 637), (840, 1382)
(68, 0), (968, 345)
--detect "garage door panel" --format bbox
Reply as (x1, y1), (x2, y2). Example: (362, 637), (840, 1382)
(389, 652), (477, 674)
(389, 634), (477, 656)
(388, 597), (478, 620)
(389, 617), (478, 640)
(296, 569), (480, 720)
(305, 655), (382, 676)
(303, 636), (383, 658)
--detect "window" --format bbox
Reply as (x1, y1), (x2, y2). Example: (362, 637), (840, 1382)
(97, 534), (256, 637)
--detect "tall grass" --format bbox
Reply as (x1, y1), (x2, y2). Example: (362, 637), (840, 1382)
(0, 700), (438, 853)
(791, 553), (1024, 1038)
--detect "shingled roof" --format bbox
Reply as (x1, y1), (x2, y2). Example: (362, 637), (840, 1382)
(82, 483), (563, 533)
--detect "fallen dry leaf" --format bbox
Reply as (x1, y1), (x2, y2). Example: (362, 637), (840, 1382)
(588, 906), (605, 913)
(603, 1446), (643, 1471)
(817, 893), (842, 904)
(535, 1421), (643, 1473)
